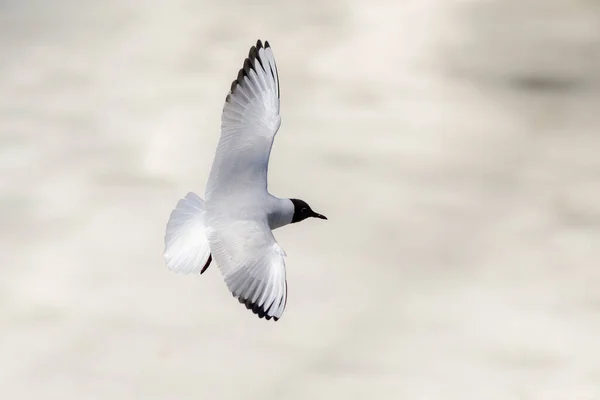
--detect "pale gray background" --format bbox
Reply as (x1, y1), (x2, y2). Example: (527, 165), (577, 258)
(1, 0), (600, 399)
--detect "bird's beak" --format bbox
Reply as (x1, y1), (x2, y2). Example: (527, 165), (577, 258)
(313, 212), (327, 220)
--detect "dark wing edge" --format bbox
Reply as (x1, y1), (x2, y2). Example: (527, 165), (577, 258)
(235, 279), (288, 322)
(225, 39), (280, 105)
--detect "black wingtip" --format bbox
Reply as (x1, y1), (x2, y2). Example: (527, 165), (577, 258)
(200, 254), (212, 274)
(236, 295), (278, 322)
(236, 68), (245, 82)
(243, 58), (252, 75)
(248, 45), (264, 70)
(248, 45), (257, 61)
(225, 39), (278, 104)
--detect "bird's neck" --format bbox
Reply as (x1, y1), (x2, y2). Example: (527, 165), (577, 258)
(267, 197), (294, 230)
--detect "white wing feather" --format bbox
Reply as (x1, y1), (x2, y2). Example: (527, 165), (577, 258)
(205, 40), (288, 320)
(206, 40), (281, 198)
(207, 218), (287, 320)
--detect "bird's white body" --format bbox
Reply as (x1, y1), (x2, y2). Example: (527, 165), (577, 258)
(207, 193), (294, 231)
(163, 40), (323, 321)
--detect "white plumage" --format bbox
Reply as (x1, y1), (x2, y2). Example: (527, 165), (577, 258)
(164, 40), (326, 321)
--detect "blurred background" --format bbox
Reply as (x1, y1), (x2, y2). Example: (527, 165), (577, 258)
(1, 0), (600, 398)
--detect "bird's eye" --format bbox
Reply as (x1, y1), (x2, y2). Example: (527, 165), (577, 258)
(301, 208), (307, 213)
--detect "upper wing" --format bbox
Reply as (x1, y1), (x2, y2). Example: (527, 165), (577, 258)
(207, 218), (288, 321)
(206, 40), (281, 198)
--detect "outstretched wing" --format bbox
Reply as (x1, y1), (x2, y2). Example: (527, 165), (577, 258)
(207, 218), (288, 321)
(206, 40), (281, 198)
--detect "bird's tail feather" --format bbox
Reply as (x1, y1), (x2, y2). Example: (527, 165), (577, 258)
(164, 192), (212, 274)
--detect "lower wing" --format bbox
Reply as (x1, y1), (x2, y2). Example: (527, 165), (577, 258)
(207, 218), (288, 321)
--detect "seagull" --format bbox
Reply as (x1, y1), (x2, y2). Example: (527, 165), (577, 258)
(163, 40), (327, 321)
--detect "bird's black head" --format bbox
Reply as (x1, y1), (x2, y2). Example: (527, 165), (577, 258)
(290, 199), (327, 224)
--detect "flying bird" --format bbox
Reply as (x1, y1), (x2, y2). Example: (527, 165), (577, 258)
(163, 40), (327, 321)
